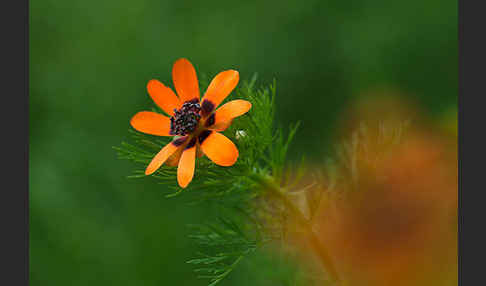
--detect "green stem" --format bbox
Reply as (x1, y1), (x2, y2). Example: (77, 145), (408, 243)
(250, 174), (341, 284)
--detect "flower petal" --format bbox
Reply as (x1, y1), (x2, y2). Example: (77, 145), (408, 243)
(147, 79), (181, 116)
(145, 142), (180, 175)
(166, 147), (183, 166)
(200, 70), (239, 116)
(130, 111), (171, 136)
(199, 131), (238, 166)
(177, 143), (196, 188)
(207, 100), (251, 129)
(172, 58), (200, 103)
(208, 120), (232, 132)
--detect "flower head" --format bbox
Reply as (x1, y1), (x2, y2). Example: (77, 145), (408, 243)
(130, 58), (252, 188)
(314, 129), (457, 286)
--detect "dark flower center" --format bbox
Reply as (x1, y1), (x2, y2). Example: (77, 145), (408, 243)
(170, 100), (202, 135)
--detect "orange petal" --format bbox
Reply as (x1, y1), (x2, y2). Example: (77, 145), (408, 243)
(199, 131), (238, 166)
(209, 100), (251, 128)
(130, 111), (171, 136)
(166, 147), (183, 166)
(172, 58), (200, 103)
(177, 144), (196, 188)
(208, 120), (232, 132)
(145, 142), (180, 175)
(147, 79), (181, 116)
(200, 70), (239, 116)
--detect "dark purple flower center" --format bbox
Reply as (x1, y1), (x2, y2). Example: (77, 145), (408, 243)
(170, 100), (202, 135)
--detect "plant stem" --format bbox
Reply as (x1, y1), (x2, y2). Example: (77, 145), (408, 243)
(251, 174), (341, 284)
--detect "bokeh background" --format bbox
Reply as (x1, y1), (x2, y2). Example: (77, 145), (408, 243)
(30, 0), (457, 285)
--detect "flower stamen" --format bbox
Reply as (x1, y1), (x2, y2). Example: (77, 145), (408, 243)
(170, 100), (202, 135)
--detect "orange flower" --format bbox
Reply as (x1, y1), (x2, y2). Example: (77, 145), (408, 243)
(130, 58), (251, 188)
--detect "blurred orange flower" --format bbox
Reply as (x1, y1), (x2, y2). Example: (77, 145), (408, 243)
(130, 58), (251, 188)
(315, 125), (457, 286)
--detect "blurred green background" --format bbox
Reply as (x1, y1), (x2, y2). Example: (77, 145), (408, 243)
(30, 0), (457, 285)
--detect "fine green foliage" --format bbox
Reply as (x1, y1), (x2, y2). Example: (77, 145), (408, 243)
(114, 75), (315, 285)
(186, 218), (262, 286)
